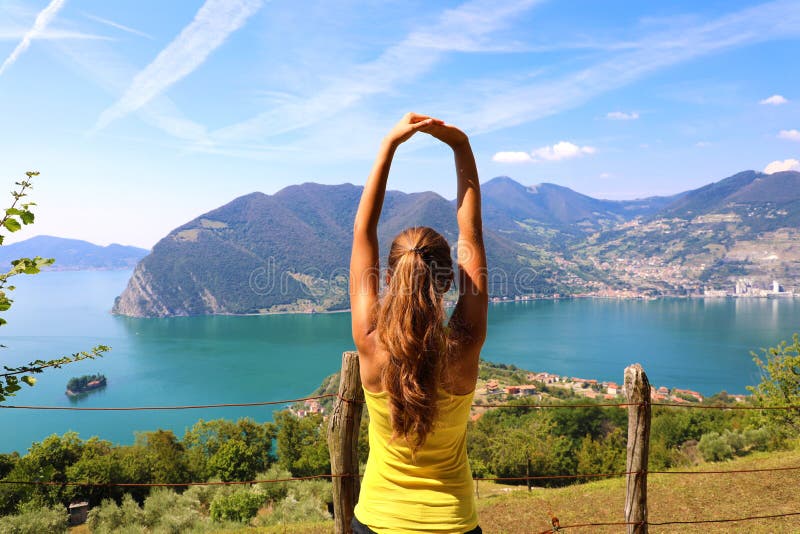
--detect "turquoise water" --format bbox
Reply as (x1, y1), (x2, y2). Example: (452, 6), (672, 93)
(1, 271), (797, 454)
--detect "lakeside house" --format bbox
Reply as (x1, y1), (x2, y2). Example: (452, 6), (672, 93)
(673, 388), (703, 402)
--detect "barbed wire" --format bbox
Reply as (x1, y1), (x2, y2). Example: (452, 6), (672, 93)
(2, 463), (797, 488)
(2, 393), (797, 411)
(533, 511), (800, 533)
(536, 520), (641, 533)
(0, 393), (338, 411)
(0, 473), (358, 487)
(647, 511), (800, 527)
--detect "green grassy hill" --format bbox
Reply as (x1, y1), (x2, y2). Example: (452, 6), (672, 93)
(202, 445), (800, 534)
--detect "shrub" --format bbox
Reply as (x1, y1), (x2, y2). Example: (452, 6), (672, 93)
(257, 480), (332, 527)
(0, 501), (68, 534)
(183, 482), (221, 514)
(254, 464), (293, 503)
(209, 487), (264, 522)
(86, 495), (144, 534)
(142, 488), (203, 533)
(698, 432), (733, 462)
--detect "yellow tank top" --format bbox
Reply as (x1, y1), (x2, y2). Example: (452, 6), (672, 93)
(353, 387), (478, 533)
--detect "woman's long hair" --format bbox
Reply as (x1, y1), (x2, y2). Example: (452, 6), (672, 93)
(376, 226), (454, 451)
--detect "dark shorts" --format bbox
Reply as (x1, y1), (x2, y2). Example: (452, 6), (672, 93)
(352, 515), (482, 534)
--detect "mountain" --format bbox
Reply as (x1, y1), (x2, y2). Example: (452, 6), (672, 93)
(113, 170), (800, 317)
(481, 176), (678, 232)
(113, 184), (538, 317)
(578, 170), (800, 293)
(0, 236), (148, 271)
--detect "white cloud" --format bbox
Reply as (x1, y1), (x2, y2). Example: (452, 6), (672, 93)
(95, 0), (264, 130)
(492, 141), (596, 163)
(0, 0), (66, 76)
(0, 28), (108, 41)
(760, 94), (788, 105)
(778, 129), (800, 141)
(599, 172), (611, 178)
(454, 0), (800, 135)
(764, 158), (800, 174)
(84, 13), (154, 40)
(210, 0), (543, 143)
(606, 111), (639, 120)
(532, 141), (596, 161)
(492, 151), (533, 163)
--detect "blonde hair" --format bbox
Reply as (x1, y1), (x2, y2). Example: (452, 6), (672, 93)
(376, 226), (454, 450)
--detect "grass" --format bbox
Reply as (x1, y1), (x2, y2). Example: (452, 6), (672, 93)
(477, 445), (800, 533)
(71, 447), (800, 534)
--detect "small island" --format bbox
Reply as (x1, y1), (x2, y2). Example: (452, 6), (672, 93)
(66, 374), (107, 397)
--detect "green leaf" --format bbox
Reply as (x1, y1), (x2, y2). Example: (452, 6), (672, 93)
(21, 375), (36, 386)
(3, 218), (21, 232)
(20, 210), (34, 224)
(5, 208), (22, 216)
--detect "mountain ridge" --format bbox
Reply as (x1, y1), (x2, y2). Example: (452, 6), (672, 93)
(0, 235), (148, 271)
(112, 170), (800, 317)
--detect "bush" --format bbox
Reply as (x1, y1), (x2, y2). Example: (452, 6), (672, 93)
(209, 487), (264, 522)
(698, 432), (733, 462)
(257, 480), (332, 526)
(86, 495), (144, 534)
(254, 464), (293, 503)
(697, 428), (771, 462)
(0, 501), (68, 534)
(142, 488), (203, 533)
(183, 482), (221, 514)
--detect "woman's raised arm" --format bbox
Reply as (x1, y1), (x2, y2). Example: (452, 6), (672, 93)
(426, 124), (488, 351)
(349, 113), (440, 354)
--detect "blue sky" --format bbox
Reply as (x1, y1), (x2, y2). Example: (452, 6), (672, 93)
(0, 0), (798, 248)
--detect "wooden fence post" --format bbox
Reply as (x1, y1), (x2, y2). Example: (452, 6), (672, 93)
(327, 351), (365, 534)
(624, 363), (651, 534)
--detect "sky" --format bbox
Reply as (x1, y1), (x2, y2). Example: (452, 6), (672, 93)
(0, 0), (798, 249)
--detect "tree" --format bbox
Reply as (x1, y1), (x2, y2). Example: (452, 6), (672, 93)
(274, 411), (330, 477)
(747, 333), (800, 435)
(183, 418), (276, 481)
(0, 172), (109, 401)
(135, 430), (191, 485)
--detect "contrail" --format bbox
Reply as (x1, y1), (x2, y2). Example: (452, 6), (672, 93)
(0, 0), (67, 76)
(94, 0), (263, 130)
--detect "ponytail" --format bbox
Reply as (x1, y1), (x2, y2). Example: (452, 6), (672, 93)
(376, 227), (453, 451)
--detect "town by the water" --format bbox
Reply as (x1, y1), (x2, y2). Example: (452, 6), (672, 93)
(293, 362), (748, 419)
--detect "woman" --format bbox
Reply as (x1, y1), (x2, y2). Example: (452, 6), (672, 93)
(349, 113), (488, 534)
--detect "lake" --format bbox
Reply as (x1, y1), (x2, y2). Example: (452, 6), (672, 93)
(1, 270), (797, 454)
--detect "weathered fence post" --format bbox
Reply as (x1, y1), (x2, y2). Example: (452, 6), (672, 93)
(327, 351), (365, 534)
(624, 363), (651, 534)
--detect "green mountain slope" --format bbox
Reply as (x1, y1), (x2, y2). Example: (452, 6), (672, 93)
(113, 170), (800, 317)
(113, 184), (541, 316)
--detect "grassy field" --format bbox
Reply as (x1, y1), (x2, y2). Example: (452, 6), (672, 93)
(476, 446), (800, 533)
(72, 446), (800, 534)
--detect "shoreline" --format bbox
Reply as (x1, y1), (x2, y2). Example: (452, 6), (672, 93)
(111, 292), (799, 319)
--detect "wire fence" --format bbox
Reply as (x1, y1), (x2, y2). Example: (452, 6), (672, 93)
(2, 389), (799, 531)
(2, 396), (799, 411)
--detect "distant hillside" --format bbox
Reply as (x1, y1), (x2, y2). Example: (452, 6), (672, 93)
(113, 170), (800, 317)
(579, 170), (800, 293)
(112, 184), (541, 317)
(481, 176), (678, 236)
(0, 235), (148, 271)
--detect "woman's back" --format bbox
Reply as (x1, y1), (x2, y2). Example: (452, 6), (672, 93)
(354, 388), (477, 532)
(349, 114), (487, 533)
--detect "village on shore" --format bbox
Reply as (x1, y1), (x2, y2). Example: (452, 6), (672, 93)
(292, 363), (750, 419)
